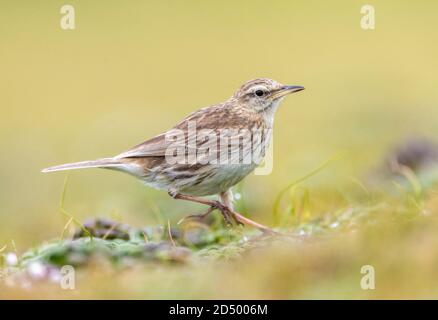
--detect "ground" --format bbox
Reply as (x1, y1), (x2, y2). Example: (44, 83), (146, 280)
(2, 140), (438, 299)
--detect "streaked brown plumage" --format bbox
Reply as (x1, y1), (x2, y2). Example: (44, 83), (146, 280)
(42, 78), (304, 232)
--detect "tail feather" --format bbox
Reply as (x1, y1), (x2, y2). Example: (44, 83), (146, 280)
(41, 158), (121, 173)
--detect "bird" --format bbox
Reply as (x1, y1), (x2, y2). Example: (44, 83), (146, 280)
(42, 78), (304, 233)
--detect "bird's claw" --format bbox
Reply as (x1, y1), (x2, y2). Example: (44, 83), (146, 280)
(212, 201), (243, 227)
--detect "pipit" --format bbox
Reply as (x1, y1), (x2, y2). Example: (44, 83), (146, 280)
(43, 78), (304, 233)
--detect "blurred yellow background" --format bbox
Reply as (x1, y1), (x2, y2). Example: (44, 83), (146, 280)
(1, 0), (438, 252)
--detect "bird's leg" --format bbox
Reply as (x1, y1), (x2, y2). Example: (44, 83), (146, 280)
(169, 190), (275, 233)
(219, 190), (243, 226)
(168, 191), (234, 225)
(220, 189), (275, 234)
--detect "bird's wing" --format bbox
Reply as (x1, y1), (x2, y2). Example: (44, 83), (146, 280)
(115, 133), (171, 158)
(115, 103), (260, 159)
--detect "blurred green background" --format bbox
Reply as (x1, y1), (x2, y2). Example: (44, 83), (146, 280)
(1, 1), (438, 299)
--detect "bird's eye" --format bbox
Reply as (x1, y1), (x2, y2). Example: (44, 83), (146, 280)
(255, 89), (265, 97)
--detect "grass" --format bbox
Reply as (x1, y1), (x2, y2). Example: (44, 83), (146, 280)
(2, 146), (438, 299)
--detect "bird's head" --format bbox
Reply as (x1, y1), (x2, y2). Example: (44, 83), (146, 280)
(233, 78), (304, 113)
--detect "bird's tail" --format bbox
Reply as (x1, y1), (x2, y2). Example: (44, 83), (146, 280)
(41, 158), (122, 173)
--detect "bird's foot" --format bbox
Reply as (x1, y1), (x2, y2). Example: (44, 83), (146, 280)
(177, 207), (215, 225)
(178, 204), (244, 228)
(210, 201), (243, 227)
(168, 191), (271, 231)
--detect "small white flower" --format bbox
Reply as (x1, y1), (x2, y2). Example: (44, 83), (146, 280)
(48, 269), (62, 283)
(27, 261), (47, 279)
(6, 253), (18, 266)
(330, 222), (340, 229)
(234, 193), (241, 200)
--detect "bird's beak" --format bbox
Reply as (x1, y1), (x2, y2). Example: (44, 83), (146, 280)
(271, 85), (305, 99)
